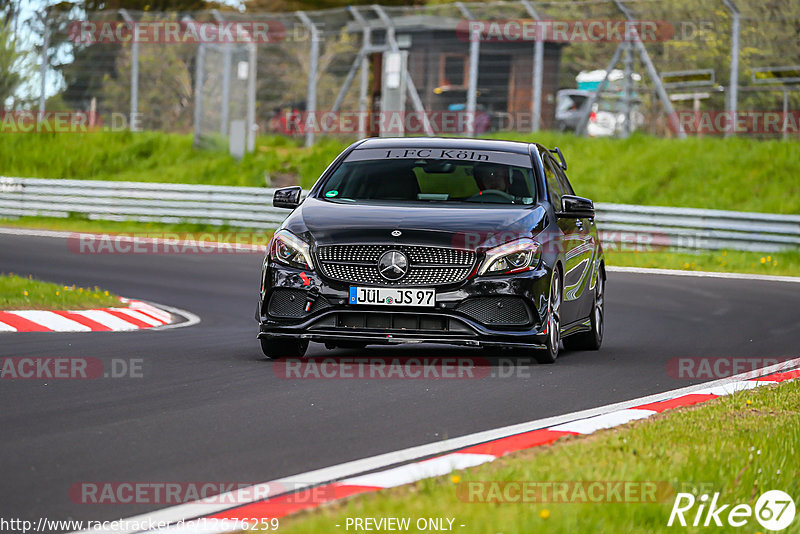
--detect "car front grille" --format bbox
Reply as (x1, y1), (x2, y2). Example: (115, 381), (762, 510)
(309, 311), (474, 334)
(456, 297), (532, 326)
(316, 245), (476, 287)
(267, 288), (330, 318)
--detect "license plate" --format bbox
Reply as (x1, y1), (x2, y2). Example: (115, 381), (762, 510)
(349, 287), (435, 307)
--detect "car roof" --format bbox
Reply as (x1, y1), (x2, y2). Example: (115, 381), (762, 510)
(354, 137), (534, 155)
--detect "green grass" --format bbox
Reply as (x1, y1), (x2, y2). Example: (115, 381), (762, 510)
(0, 273), (123, 310)
(490, 131), (800, 214)
(604, 248), (800, 277)
(0, 131), (347, 188)
(0, 215), (269, 236)
(264, 380), (800, 534)
(2, 131), (800, 213)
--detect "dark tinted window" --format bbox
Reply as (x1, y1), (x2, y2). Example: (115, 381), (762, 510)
(556, 93), (587, 113)
(441, 55), (467, 87)
(543, 157), (563, 208)
(554, 165), (575, 196)
(320, 158), (536, 205)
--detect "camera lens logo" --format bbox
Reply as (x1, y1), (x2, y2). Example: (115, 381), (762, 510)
(378, 250), (408, 281)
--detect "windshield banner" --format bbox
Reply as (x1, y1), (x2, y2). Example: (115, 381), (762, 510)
(346, 148), (533, 168)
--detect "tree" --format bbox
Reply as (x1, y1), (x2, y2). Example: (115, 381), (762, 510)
(245, 0), (424, 13)
(0, 2), (25, 108)
(45, 0), (220, 111)
(100, 26), (194, 131)
(0, 27), (24, 108)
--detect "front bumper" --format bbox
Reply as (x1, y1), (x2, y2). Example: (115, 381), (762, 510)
(257, 261), (552, 350)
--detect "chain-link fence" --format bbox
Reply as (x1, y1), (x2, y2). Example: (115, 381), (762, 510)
(22, 0), (800, 150)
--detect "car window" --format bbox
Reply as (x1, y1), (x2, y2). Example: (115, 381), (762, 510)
(556, 94), (587, 113)
(553, 164), (575, 196)
(543, 157), (563, 208)
(319, 154), (537, 206)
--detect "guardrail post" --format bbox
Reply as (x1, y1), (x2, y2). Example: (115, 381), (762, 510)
(721, 0), (740, 138)
(296, 11), (319, 148)
(372, 5), (434, 136)
(457, 3), (479, 137)
(37, 12), (49, 115)
(119, 10), (138, 130)
(212, 10), (232, 136)
(247, 41), (257, 153)
(193, 43), (206, 148)
(521, 0), (543, 132)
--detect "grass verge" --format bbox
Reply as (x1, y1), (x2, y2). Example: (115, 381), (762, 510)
(262, 380), (800, 534)
(603, 248), (800, 278)
(491, 131), (800, 214)
(2, 131), (800, 213)
(0, 216), (270, 237)
(0, 132), (347, 188)
(0, 273), (123, 310)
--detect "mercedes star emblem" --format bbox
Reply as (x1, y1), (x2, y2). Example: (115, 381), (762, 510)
(391, 230), (402, 237)
(377, 250), (409, 281)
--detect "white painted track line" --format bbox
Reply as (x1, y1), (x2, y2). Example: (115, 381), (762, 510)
(607, 265), (800, 284)
(341, 453), (496, 489)
(70, 357), (800, 534)
(550, 408), (656, 434)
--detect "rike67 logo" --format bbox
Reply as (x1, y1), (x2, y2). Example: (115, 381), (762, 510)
(668, 490), (796, 530)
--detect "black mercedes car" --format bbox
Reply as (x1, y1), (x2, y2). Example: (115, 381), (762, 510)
(257, 137), (605, 363)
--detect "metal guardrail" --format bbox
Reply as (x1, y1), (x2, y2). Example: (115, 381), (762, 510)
(0, 177), (283, 230)
(595, 203), (800, 252)
(1, 177), (799, 252)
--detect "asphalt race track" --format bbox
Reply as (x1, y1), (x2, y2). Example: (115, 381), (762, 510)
(1, 231), (799, 528)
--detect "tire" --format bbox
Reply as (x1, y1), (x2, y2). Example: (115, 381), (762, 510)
(534, 270), (562, 364)
(260, 338), (308, 360)
(563, 267), (605, 351)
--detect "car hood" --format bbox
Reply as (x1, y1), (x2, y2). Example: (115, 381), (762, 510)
(282, 198), (546, 251)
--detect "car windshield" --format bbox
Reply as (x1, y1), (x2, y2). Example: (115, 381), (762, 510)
(557, 93), (587, 113)
(318, 149), (536, 206)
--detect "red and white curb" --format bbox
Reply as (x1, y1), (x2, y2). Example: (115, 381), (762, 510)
(0, 299), (179, 332)
(76, 358), (800, 534)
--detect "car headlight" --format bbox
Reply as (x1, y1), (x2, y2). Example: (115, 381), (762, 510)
(478, 238), (541, 275)
(268, 230), (314, 270)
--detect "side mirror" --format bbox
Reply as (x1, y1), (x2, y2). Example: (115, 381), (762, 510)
(557, 195), (595, 219)
(273, 186), (302, 209)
